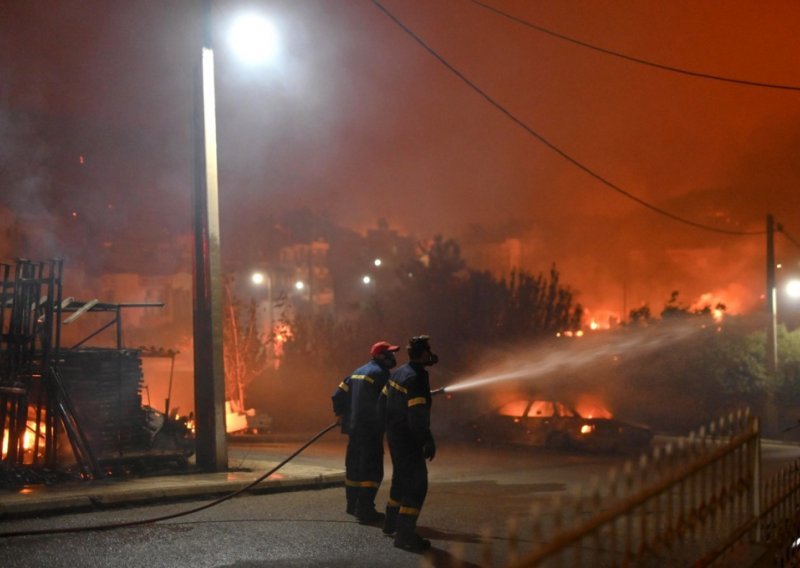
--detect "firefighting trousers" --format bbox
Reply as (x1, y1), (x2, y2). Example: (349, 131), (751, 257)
(386, 437), (428, 515)
(344, 426), (384, 501)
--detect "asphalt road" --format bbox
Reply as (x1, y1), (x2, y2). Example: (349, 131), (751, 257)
(1, 436), (798, 567)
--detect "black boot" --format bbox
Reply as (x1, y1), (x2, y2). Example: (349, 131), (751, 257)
(383, 504), (399, 535)
(356, 486), (385, 525)
(394, 513), (431, 552)
(345, 485), (358, 516)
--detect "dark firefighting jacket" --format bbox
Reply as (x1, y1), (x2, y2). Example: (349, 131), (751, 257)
(332, 360), (390, 434)
(380, 362), (434, 450)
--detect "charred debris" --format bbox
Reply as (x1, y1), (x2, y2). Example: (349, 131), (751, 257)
(0, 259), (193, 488)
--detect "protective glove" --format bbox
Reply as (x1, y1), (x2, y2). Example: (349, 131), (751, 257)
(423, 440), (436, 461)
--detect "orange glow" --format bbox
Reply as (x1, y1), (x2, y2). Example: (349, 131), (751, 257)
(589, 320), (599, 330)
(2, 421), (44, 461)
(497, 399), (529, 417)
(527, 400), (555, 417)
(580, 424), (595, 434)
(574, 395), (612, 419)
(272, 321), (294, 359)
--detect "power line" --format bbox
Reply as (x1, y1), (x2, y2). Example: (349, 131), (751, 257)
(777, 223), (800, 251)
(468, 0), (800, 93)
(371, 0), (764, 236)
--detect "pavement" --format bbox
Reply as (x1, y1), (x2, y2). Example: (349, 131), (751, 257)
(0, 452), (345, 521)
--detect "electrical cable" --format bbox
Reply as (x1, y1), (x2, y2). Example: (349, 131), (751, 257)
(0, 421), (340, 538)
(468, 0), (800, 93)
(777, 223), (800, 252)
(371, 1), (764, 236)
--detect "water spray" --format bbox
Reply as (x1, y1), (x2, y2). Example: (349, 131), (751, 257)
(439, 321), (701, 395)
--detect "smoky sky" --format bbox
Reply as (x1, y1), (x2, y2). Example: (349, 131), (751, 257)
(2, 0), (800, 320)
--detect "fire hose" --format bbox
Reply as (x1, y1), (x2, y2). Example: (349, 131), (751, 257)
(0, 387), (448, 538)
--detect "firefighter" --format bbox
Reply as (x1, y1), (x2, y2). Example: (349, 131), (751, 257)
(380, 335), (439, 552)
(332, 340), (400, 523)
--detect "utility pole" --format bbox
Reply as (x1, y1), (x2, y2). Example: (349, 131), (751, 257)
(765, 213), (779, 435)
(767, 214), (778, 374)
(192, 0), (227, 472)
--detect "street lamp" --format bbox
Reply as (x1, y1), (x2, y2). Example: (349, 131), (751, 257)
(192, 3), (277, 472)
(786, 279), (800, 300)
(228, 14), (279, 65)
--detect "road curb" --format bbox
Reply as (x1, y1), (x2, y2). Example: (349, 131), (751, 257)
(0, 472), (345, 520)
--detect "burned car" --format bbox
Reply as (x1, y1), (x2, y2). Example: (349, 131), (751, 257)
(468, 398), (652, 453)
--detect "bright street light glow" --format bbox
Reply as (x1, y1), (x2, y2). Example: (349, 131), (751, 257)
(251, 272), (265, 285)
(228, 14), (279, 65)
(373, 258), (382, 267)
(362, 275), (371, 285)
(295, 280), (305, 291)
(787, 279), (800, 299)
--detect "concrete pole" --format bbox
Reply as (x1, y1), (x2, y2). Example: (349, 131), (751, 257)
(192, 0), (227, 472)
(765, 214), (779, 435)
(767, 214), (778, 374)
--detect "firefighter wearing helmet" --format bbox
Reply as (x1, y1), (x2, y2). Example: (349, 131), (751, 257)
(331, 340), (400, 523)
(379, 335), (439, 552)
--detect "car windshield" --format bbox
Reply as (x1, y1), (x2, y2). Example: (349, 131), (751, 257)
(497, 400), (529, 417)
(496, 399), (579, 418)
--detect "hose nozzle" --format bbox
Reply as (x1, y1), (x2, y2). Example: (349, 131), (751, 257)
(430, 387), (446, 397)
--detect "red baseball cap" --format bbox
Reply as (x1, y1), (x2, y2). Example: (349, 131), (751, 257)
(371, 341), (400, 357)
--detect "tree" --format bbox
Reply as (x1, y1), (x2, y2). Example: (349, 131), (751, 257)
(223, 279), (269, 410)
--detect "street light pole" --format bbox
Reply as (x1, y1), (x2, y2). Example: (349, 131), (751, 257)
(192, 0), (227, 472)
(767, 214), (778, 374)
(764, 213), (779, 435)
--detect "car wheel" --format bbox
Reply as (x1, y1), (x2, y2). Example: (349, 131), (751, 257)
(545, 431), (570, 450)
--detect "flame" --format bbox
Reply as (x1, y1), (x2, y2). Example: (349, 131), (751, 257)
(174, 414), (196, 434)
(580, 424), (595, 434)
(271, 321), (294, 369)
(574, 395), (612, 419)
(2, 421), (44, 461)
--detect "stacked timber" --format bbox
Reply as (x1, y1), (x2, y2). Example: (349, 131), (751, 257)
(57, 348), (149, 458)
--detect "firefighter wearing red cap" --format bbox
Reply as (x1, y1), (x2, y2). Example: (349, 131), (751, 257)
(331, 340), (400, 523)
(379, 335), (439, 552)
